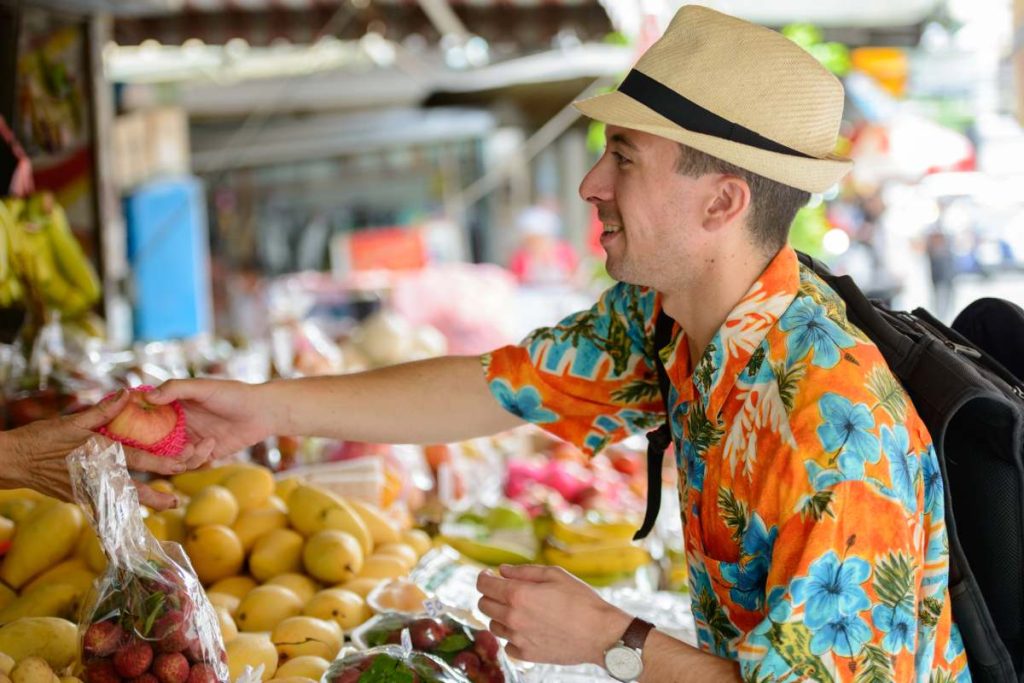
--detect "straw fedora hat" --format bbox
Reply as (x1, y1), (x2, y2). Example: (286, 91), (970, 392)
(574, 5), (853, 193)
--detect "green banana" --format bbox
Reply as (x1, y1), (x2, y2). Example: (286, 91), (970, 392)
(40, 199), (100, 306)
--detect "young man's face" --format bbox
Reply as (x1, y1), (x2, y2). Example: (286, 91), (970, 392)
(579, 125), (718, 291)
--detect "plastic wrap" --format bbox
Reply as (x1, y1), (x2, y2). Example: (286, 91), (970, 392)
(351, 612), (517, 683)
(323, 636), (469, 683)
(68, 437), (230, 682)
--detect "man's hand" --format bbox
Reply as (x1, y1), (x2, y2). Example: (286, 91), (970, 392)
(147, 379), (275, 460)
(2, 391), (214, 510)
(476, 564), (632, 666)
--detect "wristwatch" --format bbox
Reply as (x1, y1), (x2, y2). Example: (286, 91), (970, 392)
(603, 617), (654, 682)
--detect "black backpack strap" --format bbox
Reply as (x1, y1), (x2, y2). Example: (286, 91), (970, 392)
(634, 311), (675, 541)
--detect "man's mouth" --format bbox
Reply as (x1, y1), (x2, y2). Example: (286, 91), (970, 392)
(602, 225), (623, 236)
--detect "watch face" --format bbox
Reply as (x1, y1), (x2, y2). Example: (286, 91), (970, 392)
(605, 645), (643, 681)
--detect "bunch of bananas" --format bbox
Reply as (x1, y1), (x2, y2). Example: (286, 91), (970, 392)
(0, 193), (101, 316)
(540, 517), (652, 585)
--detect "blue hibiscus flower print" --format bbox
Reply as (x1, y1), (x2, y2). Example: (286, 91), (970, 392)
(792, 551), (871, 629)
(921, 445), (944, 518)
(742, 514), (778, 563)
(882, 425), (920, 512)
(873, 605), (916, 654)
(721, 557), (769, 611)
(816, 393), (880, 471)
(809, 612), (873, 657)
(779, 296), (856, 368)
(684, 440), (706, 492)
(489, 380), (557, 423)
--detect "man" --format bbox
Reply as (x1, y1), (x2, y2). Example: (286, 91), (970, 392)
(149, 7), (969, 681)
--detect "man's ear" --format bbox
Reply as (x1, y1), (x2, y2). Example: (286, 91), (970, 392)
(703, 175), (751, 232)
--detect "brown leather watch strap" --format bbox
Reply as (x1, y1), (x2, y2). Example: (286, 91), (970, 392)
(621, 617), (655, 651)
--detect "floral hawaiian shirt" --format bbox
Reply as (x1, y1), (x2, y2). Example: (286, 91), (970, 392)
(483, 246), (970, 682)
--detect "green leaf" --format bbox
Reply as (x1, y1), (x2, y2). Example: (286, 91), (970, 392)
(867, 366), (908, 422)
(773, 362), (806, 413)
(766, 622), (836, 683)
(717, 487), (748, 545)
(695, 588), (738, 652)
(604, 313), (633, 376)
(800, 490), (835, 522)
(919, 596), (943, 629)
(141, 591), (165, 638)
(686, 403), (724, 456)
(747, 345), (767, 378)
(611, 379), (661, 404)
(435, 633), (472, 654)
(359, 654), (417, 683)
(873, 552), (916, 611)
(855, 643), (894, 683)
(694, 343), (718, 395)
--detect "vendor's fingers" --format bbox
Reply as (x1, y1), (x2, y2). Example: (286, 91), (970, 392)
(476, 571), (515, 604)
(134, 481), (178, 511)
(125, 448), (187, 476)
(176, 439), (213, 470)
(477, 597), (511, 625)
(69, 390), (128, 430)
(499, 563), (560, 582)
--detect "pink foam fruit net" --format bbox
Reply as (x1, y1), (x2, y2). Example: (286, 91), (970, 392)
(96, 385), (188, 456)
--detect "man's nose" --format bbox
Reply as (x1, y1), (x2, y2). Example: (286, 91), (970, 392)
(579, 156), (612, 205)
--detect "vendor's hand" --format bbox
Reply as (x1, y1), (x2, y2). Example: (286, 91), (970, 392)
(147, 379), (274, 460)
(2, 391), (207, 510)
(476, 564), (632, 666)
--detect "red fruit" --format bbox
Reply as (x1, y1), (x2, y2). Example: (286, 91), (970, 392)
(97, 387), (186, 455)
(84, 621), (126, 658)
(186, 663), (218, 683)
(130, 675), (159, 683)
(153, 653), (190, 683)
(85, 660), (120, 683)
(473, 630), (500, 662)
(114, 642), (154, 678)
(154, 611), (189, 653)
(409, 618), (445, 650)
(335, 671), (362, 683)
(452, 651), (482, 679)
(183, 637), (207, 664)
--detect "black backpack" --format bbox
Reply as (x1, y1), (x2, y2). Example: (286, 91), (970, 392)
(634, 253), (1024, 683)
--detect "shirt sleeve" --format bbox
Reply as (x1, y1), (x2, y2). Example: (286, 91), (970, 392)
(481, 282), (664, 455)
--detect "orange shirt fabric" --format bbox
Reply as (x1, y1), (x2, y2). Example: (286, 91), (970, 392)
(483, 246), (970, 682)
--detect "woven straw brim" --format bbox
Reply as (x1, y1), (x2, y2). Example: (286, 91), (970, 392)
(575, 90), (853, 194)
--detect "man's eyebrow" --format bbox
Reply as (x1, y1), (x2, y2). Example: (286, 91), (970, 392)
(608, 133), (639, 151)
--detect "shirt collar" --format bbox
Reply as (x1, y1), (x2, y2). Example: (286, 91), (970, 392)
(659, 246), (801, 419)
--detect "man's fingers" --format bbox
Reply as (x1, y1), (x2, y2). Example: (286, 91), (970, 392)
(68, 390), (128, 430)
(477, 571), (516, 604)
(499, 563), (556, 583)
(147, 379), (206, 405)
(184, 439), (216, 469)
(504, 642), (526, 662)
(477, 597), (511, 625)
(134, 482), (178, 511)
(488, 620), (514, 643)
(125, 448), (187, 476)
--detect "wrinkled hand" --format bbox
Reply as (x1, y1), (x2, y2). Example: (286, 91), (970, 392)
(147, 379), (273, 460)
(3, 391), (213, 510)
(476, 564), (632, 666)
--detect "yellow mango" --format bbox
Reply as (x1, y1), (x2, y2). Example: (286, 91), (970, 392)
(0, 618), (78, 669)
(1, 504), (83, 589)
(264, 574), (318, 605)
(271, 616), (341, 661)
(302, 531), (363, 584)
(274, 655), (329, 680)
(232, 503), (288, 552)
(185, 486), (239, 528)
(226, 633), (277, 681)
(235, 586), (303, 632)
(184, 525), (244, 585)
(248, 529), (303, 582)
(221, 467), (275, 510)
(208, 575), (257, 601)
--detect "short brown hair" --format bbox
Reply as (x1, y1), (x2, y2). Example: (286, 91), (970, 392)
(676, 144), (810, 253)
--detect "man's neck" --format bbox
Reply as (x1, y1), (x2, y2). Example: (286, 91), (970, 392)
(660, 248), (773, 367)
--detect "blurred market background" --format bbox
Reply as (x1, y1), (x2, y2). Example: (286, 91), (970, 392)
(0, 2), (1023, 680)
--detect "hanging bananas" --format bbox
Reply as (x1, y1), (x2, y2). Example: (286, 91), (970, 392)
(0, 193), (101, 318)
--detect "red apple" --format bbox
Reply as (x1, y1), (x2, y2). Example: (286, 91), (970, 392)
(102, 391), (179, 447)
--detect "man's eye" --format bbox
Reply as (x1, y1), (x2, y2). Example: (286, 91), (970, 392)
(611, 152), (631, 166)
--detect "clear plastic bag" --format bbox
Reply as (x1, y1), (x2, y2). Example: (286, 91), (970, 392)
(322, 639), (469, 683)
(68, 437), (230, 683)
(351, 612), (517, 683)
